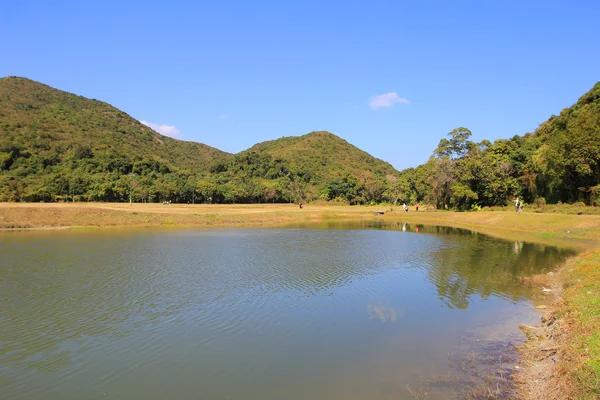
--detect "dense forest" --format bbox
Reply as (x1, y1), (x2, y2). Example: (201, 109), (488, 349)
(1, 77), (599, 206)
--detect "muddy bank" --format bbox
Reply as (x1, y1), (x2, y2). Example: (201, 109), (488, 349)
(515, 251), (600, 399)
(515, 265), (569, 399)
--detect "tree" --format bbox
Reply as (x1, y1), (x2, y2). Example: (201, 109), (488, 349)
(264, 187), (276, 203)
(426, 157), (454, 209)
(385, 175), (400, 205)
(435, 127), (473, 160)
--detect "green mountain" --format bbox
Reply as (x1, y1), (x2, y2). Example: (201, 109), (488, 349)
(0, 77), (231, 173)
(246, 130), (397, 179)
(0, 77), (399, 203)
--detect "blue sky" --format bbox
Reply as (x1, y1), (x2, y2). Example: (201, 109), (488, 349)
(2, 1), (599, 170)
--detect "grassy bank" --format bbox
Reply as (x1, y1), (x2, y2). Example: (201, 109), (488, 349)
(384, 209), (600, 242)
(560, 251), (600, 397)
(2, 202), (599, 397)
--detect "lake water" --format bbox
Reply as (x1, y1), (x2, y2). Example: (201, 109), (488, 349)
(0, 222), (576, 399)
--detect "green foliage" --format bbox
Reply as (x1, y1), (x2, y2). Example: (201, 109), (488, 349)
(470, 203), (481, 212)
(434, 127), (472, 160)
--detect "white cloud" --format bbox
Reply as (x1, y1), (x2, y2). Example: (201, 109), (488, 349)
(140, 120), (181, 138)
(369, 92), (410, 110)
(217, 114), (228, 120)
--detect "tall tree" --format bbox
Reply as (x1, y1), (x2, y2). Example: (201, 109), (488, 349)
(435, 127), (473, 160)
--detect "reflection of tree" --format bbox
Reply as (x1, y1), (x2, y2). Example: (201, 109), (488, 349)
(337, 221), (576, 310)
(425, 232), (576, 309)
(278, 221), (577, 310)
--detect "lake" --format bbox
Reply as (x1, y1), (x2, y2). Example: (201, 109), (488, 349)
(0, 222), (576, 399)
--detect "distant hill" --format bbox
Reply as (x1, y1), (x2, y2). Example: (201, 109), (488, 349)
(0, 77), (399, 203)
(246, 130), (397, 180)
(0, 77), (232, 174)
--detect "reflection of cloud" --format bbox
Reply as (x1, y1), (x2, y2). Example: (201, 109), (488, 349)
(367, 300), (404, 323)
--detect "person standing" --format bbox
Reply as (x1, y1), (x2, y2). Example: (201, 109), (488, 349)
(403, 203), (407, 212)
(416, 203), (419, 212)
(515, 197), (520, 213)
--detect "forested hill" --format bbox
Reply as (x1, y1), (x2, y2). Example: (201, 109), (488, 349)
(397, 81), (600, 209)
(0, 77), (400, 203)
(246, 130), (397, 180)
(0, 77), (232, 172)
(533, 82), (600, 201)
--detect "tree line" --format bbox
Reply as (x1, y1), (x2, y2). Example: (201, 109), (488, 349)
(0, 147), (404, 204)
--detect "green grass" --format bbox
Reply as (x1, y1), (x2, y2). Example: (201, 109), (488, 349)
(484, 203), (600, 216)
(560, 250), (600, 397)
(540, 232), (561, 238)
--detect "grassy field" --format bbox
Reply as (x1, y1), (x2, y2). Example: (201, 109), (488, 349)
(0, 202), (373, 229)
(0, 202), (336, 229)
(2, 202), (600, 240)
(1, 202), (599, 398)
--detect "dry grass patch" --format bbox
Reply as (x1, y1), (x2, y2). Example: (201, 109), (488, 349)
(0, 203), (382, 229)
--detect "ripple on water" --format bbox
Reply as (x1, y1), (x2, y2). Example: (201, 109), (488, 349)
(0, 227), (576, 400)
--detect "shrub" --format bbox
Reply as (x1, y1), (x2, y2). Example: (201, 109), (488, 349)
(535, 197), (546, 208)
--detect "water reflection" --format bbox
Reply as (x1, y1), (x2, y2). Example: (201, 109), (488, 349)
(366, 300), (405, 323)
(0, 224), (579, 400)
(514, 241), (523, 254)
(282, 220), (576, 309)
(427, 230), (574, 309)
